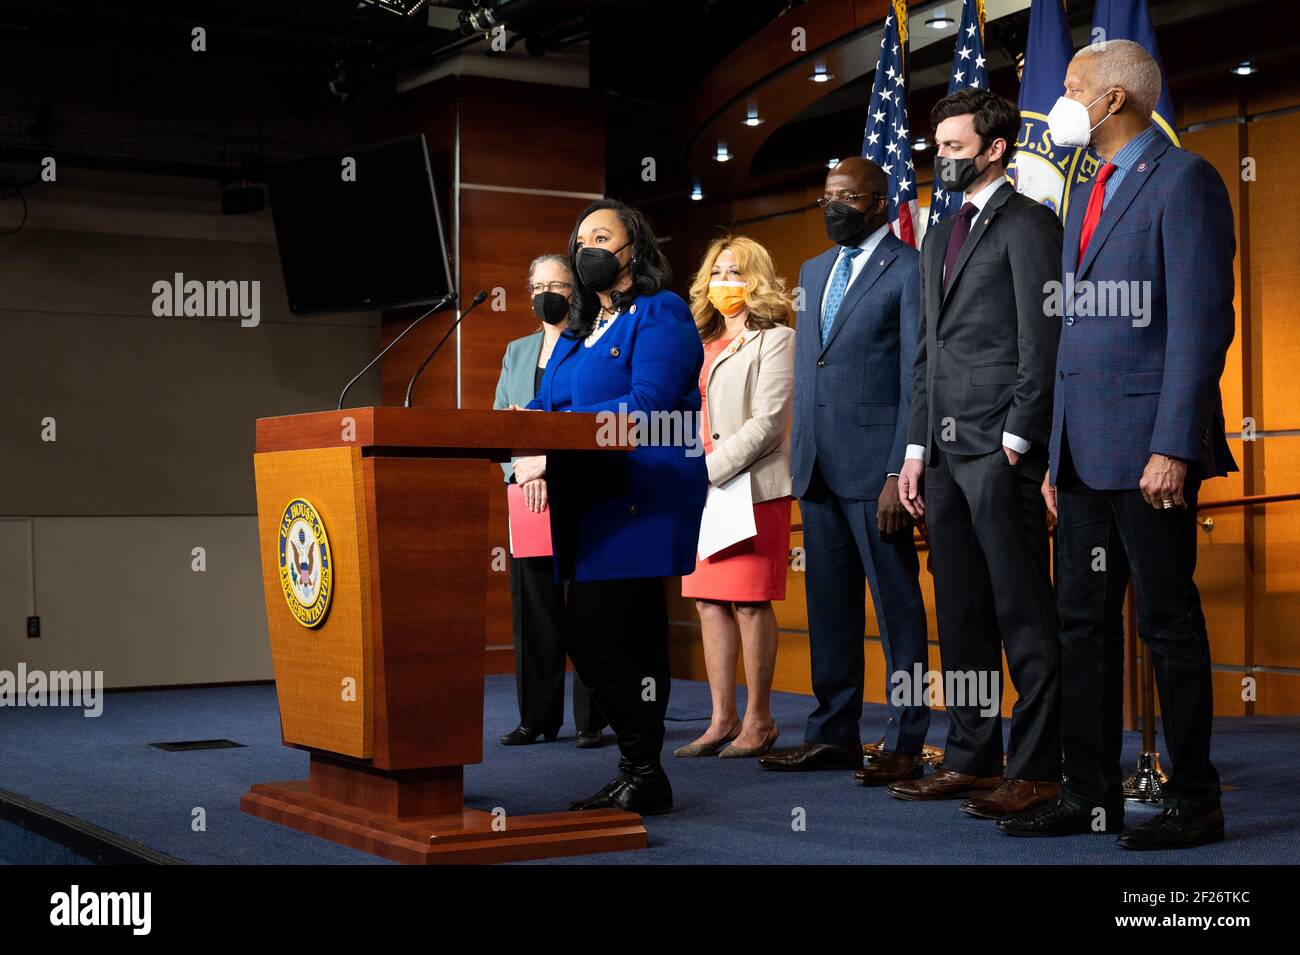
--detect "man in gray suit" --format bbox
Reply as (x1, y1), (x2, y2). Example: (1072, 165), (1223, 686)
(894, 90), (1063, 818)
(759, 157), (930, 782)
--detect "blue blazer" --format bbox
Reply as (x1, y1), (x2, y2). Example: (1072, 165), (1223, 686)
(1050, 134), (1238, 490)
(528, 289), (708, 582)
(791, 230), (919, 501)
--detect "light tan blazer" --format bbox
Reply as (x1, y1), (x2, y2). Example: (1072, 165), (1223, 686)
(702, 322), (795, 503)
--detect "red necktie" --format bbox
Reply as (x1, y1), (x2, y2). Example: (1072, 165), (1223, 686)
(1078, 162), (1118, 261)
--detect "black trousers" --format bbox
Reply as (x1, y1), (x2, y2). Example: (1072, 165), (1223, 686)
(925, 445), (1062, 780)
(509, 556), (604, 735)
(561, 577), (670, 763)
(1055, 435), (1221, 810)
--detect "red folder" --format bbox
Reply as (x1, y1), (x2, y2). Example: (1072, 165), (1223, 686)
(507, 482), (553, 558)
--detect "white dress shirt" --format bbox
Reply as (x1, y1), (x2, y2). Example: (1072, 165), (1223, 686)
(906, 175), (1030, 463)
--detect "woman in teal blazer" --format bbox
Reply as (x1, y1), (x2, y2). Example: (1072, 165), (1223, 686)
(493, 254), (604, 751)
(514, 199), (707, 815)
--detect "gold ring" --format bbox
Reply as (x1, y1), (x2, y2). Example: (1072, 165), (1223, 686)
(1161, 499), (1173, 509)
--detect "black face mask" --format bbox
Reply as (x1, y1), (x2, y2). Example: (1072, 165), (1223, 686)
(933, 150), (989, 193)
(531, 291), (569, 325)
(823, 199), (880, 247)
(574, 241), (632, 292)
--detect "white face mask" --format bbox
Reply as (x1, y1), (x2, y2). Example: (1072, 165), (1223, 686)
(1047, 89), (1116, 148)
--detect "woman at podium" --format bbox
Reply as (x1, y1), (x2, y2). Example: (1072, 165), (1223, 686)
(512, 199), (707, 815)
(493, 253), (606, 750)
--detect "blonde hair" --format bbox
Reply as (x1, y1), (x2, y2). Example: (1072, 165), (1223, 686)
(689, 235), (794, 343)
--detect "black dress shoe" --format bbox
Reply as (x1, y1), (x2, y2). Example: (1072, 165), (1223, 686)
(1117, 804), (1224, 850)
(568, 761), (673, 815)
(575, 729), (605, 749)
(499, 725), (559, 746)
(758, 741), (863, 772)
(997, 797), (1124, 836)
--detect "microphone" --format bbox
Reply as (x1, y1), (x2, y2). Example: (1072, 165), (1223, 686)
(336, 291), (457, 411)
(403, 289), (489, 408)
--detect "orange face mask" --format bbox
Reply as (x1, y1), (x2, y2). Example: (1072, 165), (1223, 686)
(708, 280), (747, 317)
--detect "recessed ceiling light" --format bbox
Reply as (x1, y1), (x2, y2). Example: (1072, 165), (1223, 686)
(715, 145), (731, 163)
(743, 107), (764, 127)
(925, 14), (956, 29)
(810, 65), (833, 83)
(913, 138), (930, 151)
(1231, 61), (1256, 76)
(691, 184), (704, 201)
(826, 157), (839, 169)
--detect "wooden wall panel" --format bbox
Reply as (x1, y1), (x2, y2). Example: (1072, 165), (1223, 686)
(1246, 112), (1300, 432)
(371, 75), (605, 679)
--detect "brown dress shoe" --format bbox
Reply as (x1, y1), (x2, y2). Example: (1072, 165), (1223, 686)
(960, 779), (1062, 819)
(758, 741), (863, 772)
(854, 751), (922, 786)
(886, 768), (1002, 801)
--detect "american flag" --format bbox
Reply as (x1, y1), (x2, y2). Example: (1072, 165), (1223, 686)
(861, 0), (918, 248)
(930, 0), (990, 225)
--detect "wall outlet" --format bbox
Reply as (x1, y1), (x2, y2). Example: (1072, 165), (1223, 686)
(26, 616), (40, 638)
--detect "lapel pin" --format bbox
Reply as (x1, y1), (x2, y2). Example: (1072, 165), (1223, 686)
(609, 346), (620, 357)
(983, 218), (990, 225)
(1137, 162), (1147, 172)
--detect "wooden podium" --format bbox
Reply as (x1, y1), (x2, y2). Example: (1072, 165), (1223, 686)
(240, 406), (645, 864)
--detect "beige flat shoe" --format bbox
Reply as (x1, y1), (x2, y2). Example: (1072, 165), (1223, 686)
(719, 723), (779, 759)
(674, 722), (740, 758)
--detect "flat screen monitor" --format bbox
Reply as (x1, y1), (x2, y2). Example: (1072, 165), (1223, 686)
(268, 134), (453, 315)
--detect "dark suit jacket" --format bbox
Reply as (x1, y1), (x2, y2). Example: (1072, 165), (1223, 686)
(791, 229), (919, 502)
(1049, 134), (1237, 490)
(908, 181), (1063, 477)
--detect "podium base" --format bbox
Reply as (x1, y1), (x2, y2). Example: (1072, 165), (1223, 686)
(240, 780), (647, 864)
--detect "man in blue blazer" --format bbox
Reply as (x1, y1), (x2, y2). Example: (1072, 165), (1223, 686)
(999, 40), (1236, 850)
(759, 157), (929, 778)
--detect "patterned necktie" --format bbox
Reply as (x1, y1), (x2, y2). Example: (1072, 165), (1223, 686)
(1078, 162), (1118, 261)
(820, 246), (863, 345)
(942, 202), (978, 294)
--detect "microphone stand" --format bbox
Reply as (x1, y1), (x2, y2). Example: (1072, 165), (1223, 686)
(336, 291), (457, 411)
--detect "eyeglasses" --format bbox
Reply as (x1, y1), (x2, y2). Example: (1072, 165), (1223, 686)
(816, 192), (880, 209)
(528, 281), (572, 294)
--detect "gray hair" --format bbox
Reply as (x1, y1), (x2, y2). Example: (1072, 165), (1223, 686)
(527, 253), (572, 283)
(1075, 38), (1162, 119)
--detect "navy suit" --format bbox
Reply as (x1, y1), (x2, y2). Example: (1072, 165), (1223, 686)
(791, 230), (930, 753)
(1051, 131), (1236, 811)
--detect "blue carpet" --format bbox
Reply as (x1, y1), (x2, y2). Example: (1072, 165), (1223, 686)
(1, 676), (1295, 864)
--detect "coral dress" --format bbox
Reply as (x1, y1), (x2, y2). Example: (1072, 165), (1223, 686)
(680, 335), (793, 602)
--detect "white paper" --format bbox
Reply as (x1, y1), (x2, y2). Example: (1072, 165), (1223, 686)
(697, 472), (757, 560)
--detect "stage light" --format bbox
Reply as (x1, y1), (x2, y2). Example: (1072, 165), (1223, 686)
(358, 0), (429, 17)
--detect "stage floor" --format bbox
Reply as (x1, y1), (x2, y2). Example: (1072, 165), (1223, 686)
(2, 676), (1295, 864)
